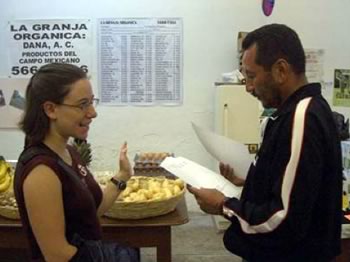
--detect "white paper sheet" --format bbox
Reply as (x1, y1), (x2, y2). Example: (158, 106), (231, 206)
(160, 156), (241, 198)
(191, 122), (254, 179)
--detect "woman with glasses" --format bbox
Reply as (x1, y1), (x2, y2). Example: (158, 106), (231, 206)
(14, 63), (139, 262)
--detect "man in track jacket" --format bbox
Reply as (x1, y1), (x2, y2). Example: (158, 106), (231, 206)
(188, 24), (343, 262)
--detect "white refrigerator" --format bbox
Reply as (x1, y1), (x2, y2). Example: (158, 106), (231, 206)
(214, 83), (262, 146)
(212, 83), (263, 231)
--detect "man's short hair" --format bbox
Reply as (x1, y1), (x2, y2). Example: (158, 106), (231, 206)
(242, 24), (306, 74)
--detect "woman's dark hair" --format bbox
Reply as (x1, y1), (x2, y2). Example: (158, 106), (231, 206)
(19, 63), (87, 145)
(242, 24), (306, 74)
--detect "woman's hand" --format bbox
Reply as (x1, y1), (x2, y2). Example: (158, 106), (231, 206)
(117, 142), (132, 181)
(219, 162), (245, 187)
(97, 142), (133, 216)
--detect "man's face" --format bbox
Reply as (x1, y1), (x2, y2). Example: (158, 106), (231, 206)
(242, 44), (282, 108)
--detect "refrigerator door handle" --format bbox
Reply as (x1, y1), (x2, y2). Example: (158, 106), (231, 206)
(223, 103), (228, 137)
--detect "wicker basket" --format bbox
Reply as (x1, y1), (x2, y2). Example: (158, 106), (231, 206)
(0, 188), (20, 220)
(104, 176), (185, 220)
(0, 206), (20, 220)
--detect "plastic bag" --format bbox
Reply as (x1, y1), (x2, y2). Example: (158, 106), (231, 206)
(332, 111), (350, 141)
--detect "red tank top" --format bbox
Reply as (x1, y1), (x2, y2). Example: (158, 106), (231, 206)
(14, 143), (103, 261)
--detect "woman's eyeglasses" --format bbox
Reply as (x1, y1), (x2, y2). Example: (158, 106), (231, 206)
(59, 98), (99, 112)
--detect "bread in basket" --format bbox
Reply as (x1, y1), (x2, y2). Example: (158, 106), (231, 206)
(104, 175), (185, 219)
(0, 190), (20, 220)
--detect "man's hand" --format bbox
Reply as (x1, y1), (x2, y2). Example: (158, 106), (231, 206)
(187, 185), (226, 215)
(219, 162), (245, 187)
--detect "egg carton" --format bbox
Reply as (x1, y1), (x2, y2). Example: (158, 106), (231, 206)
(133, 152), (174, 176)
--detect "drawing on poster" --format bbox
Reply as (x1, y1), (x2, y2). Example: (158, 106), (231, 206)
(0, 78), (28, 128)
(0, 90), (6, 107)
(333, 69), (350, 107)
(9, 90), (25, 110)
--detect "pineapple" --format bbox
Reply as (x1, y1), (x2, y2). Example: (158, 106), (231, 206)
(72, 139), (92, 166)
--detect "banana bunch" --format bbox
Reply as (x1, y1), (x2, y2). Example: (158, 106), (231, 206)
(0, 157), (14, 193)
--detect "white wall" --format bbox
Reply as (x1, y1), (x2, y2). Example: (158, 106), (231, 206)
(0, 0), (350, 174)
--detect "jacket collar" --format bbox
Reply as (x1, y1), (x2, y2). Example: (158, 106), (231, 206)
(271, 83), (321, 119)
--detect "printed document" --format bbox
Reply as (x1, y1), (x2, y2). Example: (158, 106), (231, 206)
(192, 122), (254, 179)
(160, 156), (241, 198)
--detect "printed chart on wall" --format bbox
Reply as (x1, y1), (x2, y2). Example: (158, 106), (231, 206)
(6, 19), (92, 78)
(305, 49), (324, 85)
(0, 78), (28, 128)
(97, 18), (183, 106)
(333, 69), (350, 107)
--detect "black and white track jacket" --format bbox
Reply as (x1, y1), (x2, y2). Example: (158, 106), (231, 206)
(223, 83), (343, 262)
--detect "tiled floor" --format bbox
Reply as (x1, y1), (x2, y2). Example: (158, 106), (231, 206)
(141, 194), (242, 262)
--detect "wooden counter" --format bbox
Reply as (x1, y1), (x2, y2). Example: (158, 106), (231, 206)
(0, 197), (189, 262)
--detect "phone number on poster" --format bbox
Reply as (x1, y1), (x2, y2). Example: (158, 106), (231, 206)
(11, 65), (88, 76)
